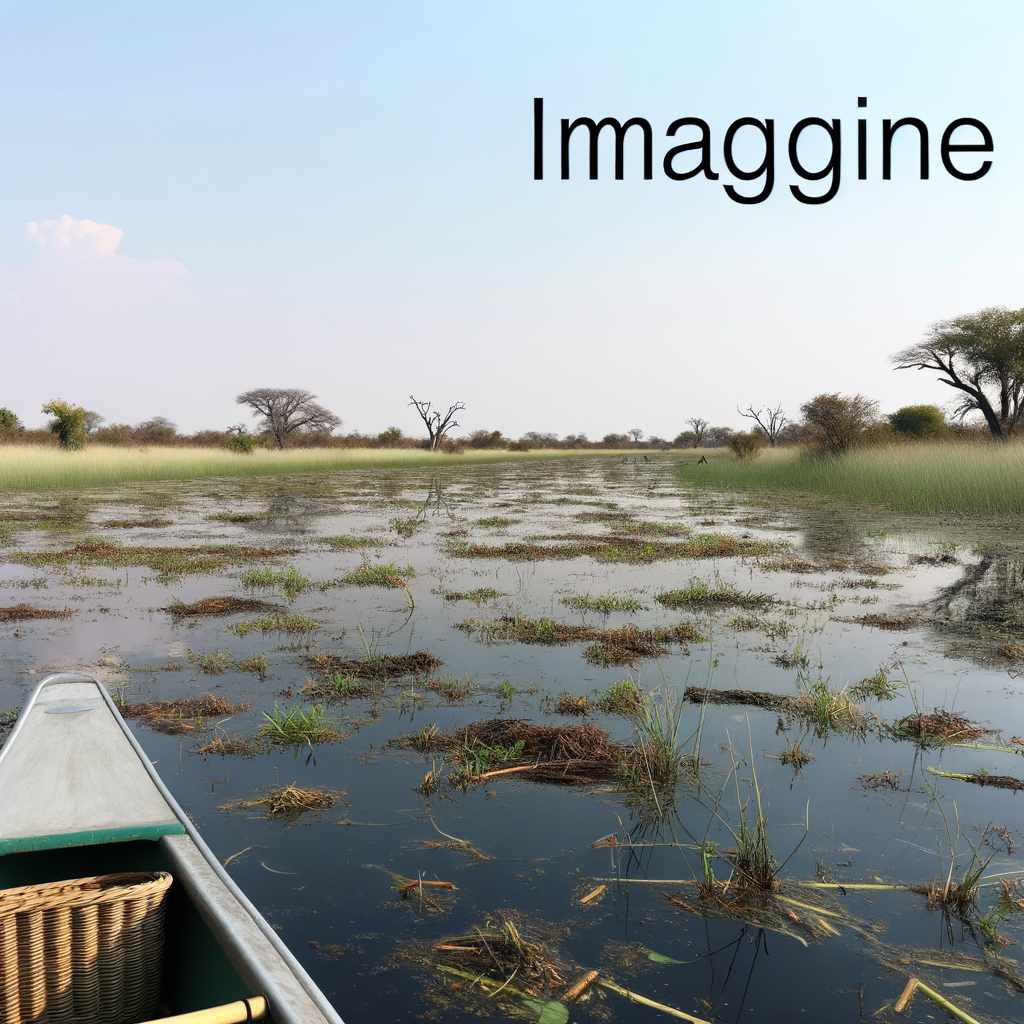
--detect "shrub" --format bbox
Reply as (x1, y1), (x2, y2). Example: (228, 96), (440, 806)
(376, 426), (404, 447)
(229, 433), (263, 454)
(729, 431), (767, 460)
(888, 404), (947, 438)
(800, 393), (880, 456)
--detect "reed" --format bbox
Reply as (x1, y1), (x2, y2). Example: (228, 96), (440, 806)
(678, 441), (1024, 516)
(0, 445), (576, 492)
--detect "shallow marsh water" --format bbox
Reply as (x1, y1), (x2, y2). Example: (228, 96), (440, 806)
(2, 455), (1024, 1024)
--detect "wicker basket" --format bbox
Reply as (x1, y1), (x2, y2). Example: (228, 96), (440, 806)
(0, 871), (173, 1024)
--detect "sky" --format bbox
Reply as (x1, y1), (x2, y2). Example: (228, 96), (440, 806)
(1, 2), (1022, 440)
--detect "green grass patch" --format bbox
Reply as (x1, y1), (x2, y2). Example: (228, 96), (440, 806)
(597, 680), (645, 717)
(228, 613), (320, 636)
(239, 565), (310, 598)
(100, 517), (173, 528)
(850, 671), (901, 701)
(207, 511), (265, 523)
(341, 562), (415, 587)
(560, 592), (646, 614)
(11, 539), (293, 578)
(656, 576), (774, 610)
(677, 442), (1024, 516)
(322, 535), (376, 549)
(728, 613), (792, 641)
(259, 703), (342, 745)
(476, 516), (520, 528)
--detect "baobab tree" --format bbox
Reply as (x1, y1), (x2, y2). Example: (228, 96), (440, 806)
(737, 404), (788, 446)
(236, 388), (341, 448)
(409, 396), (465, 451)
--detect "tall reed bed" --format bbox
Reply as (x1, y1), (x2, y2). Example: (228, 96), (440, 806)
(678, 443), (1024, 516)
(0, 445), (576, 491)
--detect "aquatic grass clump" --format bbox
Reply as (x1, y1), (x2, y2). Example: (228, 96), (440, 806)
(228, 612), (321, 636)
(100, 517), (173, 528)
(850, 670), (901, 701)
(219, 782), (342, 825)
(457, 615), (704, 665)
(795, 676), (866, 738)
(596, 680), (645, 717)
(259, 703), (342, 745)
(119, 694), (251, 734)
(437, 586), (504, 604)
(728, 613), (791, 641)
(340, 561), (416, 587)
(619, 686), (688, 795)
(0, 604), (71, 622)
(239, 565), (310, 598)
(306, 649), (443, 679)
(476, 516), (519, 528)
(893, 708), (990, 745)
(560, 592), (646, 614)
(12, 539), (293, 578)
(322, 534), (376, 549)
(656, 575), (774, 611)
(167, 596), (281, 618)
(187, 649), (234, 676)
(553, 693), (592, 716)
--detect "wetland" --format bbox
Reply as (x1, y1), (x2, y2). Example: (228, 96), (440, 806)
(2, 453), (1024, 1023)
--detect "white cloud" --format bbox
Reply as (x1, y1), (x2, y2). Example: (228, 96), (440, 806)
(26, 215), (124, 255)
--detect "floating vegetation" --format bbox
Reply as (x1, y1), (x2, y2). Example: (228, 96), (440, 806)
(239, 565), (310, 599)
(456, 615), (704, 666)
(850, 670), (901, 701)
(322, 534), (375, 549)
(437, 586), (504, 604)
(893, 709), (990, 744)
(619, 686), (688, 795)
(166, 596), (282, 618)
(926, 765), (1024, 791)
(406, 718), (622, 785)
(101, 517), (173, 528)
(858, 768), (903, 790)
(307, 650), (442, 680)
(341, 562), (416, 588)
(850, 613), (920, 630)
(684, 682), (869, 738)
(236, 653), (270, 678)
(228, 613), (321, 636)
(425, 673), (473, 703)
(446, 532), (784, 564)
(260, 703), (343, 745)
(194, 733), (266, 758)
(11, 539), (292, 578)
(596, 680), (645, 717)
(553, 693), (591, 716)
(0, 604), (71, 622)
(219, 782), (342, 825)
(560, 592), (646, 614)
(302, 674), (372, 702)
(656, 576), (774, 610)
(367, 865), (458, 915)
(119, 694), (249, 734)
(778, 738), (814, 768)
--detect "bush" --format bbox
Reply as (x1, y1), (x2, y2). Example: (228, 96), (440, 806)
(729, 431), (767, 460)
(377, 426), (404, 447)
(229, 433), (263, 454)
(467, 429), (507, 449)
(0, 408), (21, 440)
(888, 404), (947, 438)
(800, 393), (880, 457)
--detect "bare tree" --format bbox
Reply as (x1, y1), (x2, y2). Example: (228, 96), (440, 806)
(686, 417), (709, 448)
(737, 404), (788, 446)
(628, 428), (644, 443)
(409, 396), (465, 451)
(236, 388), (341, 449)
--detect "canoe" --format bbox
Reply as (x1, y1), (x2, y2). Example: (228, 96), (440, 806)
(0, 673), (345, 1024)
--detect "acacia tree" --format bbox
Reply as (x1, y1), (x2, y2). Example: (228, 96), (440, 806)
(893, 307), (1024, 441)
(409, 396), (465, 451)
(737, 404), (788, 446)
(236, 388), (341, 448)
(686, 417), (709, 448)
(42, 400), (88, 450)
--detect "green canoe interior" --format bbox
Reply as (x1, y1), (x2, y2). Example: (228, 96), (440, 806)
(0, 838), (253, 1015)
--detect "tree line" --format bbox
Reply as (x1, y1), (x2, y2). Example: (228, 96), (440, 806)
(3, 306), (1021, 453)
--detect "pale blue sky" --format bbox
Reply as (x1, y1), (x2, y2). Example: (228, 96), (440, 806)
(2, 2), (1021, 438)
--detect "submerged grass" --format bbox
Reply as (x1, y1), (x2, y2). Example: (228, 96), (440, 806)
(656, 575), (774, 611)
(560, 592), (646, 614)
(228, 613), (321, 636)
(678, 442), (1024, 516)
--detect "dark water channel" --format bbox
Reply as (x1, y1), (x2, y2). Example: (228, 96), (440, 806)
(2, 456), (1024, 1024)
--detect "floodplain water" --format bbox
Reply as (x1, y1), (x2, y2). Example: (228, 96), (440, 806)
(2, 454), (1024, 1024)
